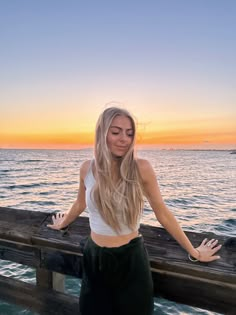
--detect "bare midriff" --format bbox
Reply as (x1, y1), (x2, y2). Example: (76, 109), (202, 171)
(91, 230), (139, 247)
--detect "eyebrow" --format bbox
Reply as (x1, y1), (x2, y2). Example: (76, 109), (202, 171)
(110, 126), (133, 131)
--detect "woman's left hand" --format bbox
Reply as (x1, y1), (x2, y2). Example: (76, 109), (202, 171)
(195, 238), (222, 262)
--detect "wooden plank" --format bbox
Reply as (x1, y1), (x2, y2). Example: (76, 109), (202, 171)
(0, 207), (48, 244)
(152, 268), (235, 314)
(0, 239), (40, 267)
(32, 215), (89, 252)
(141, 225), (236, 283)
(0, 274), (80, 315)
(0, 239), (83, 277)
(40, 248), (83, 278)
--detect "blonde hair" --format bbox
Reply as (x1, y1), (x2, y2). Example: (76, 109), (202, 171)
(93, 107), (144, 233)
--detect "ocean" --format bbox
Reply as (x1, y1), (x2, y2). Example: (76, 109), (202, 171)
(0, 148), (235, 315)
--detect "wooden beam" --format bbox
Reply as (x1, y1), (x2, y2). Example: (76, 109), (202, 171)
(0, 239), (39, 267)
(0, 275), (79, 315)
(152, 268), (235, 314)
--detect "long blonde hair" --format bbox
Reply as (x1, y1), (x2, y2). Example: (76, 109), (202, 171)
(93, 107), (144, 233)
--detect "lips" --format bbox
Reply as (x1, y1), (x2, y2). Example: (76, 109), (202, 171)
(116, 146), (128, 150)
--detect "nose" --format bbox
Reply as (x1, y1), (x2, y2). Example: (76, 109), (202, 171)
(119, 132), (129, 142)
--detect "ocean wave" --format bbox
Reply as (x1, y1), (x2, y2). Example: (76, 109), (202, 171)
(0, 169), (10, 173)
(51, 180), (78, 186)
(27, 200), (56, 206)
(0, 168), (24, 173)
(223, 218), (236, 226)
(20, 159), (45, 163)
(6, 183), (42, 189)
(39, 190), (57, 195)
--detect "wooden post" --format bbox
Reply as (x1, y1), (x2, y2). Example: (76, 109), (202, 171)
(36, 267), (53, 289)
(36, 268), (65, 293)
(52, 272), (65, 293)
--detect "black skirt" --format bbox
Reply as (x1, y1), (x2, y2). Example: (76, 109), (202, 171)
(79, 235), (154, 315)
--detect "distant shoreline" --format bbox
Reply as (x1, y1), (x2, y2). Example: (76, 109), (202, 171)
(1, 147), (235, 152)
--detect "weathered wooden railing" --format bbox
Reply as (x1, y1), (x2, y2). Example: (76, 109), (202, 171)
(0, 207), (235, 314)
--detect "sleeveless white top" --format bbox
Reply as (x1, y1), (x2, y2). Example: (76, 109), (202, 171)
(84, 160), (140, 236)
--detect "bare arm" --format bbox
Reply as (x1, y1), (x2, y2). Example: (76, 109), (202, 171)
(47, 160), (89, 230)
(137, 159), (221, 262)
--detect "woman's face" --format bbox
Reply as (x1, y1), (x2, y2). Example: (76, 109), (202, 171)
(106, 115), (134, 157)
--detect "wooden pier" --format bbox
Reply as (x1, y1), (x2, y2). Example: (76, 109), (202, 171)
(0, 206), (235, 314)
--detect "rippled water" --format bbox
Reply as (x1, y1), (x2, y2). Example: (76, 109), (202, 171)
(0, 148), (235, 314)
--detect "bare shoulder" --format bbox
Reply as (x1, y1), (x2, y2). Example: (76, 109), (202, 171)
(136, 158), (155, 182)
(136, 158), (153, 171)
(80, 160), (92, 180)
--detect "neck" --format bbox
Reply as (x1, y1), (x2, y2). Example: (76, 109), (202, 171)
(111, 153), (123, 160)
(111, 158), (120, 168)
(111, 154), (123, 166)
(110, 158), (121, 180)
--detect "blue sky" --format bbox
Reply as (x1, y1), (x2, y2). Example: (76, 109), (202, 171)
(1, 0), (236, 149)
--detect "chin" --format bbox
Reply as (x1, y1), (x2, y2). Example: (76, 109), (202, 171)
(112, 153), (124, 159)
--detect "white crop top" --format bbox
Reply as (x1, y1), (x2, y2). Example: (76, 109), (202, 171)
(84, 160), (140, 236)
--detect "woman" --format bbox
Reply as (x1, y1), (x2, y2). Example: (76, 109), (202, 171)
(48, 107), (221, 315)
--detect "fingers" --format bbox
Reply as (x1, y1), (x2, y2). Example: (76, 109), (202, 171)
(47, 211), (67, 230)
(55, 212), (65, 220)
(206, 255), (221, 262)
(210, 239), (219, 248)
(47, 224), (59, 230)
(206, 239), (218, 248)
(202, 238), (220, 249)
(201, 238), (208, 246)
(205, 239), (222, 254)
(197, 238), (222, 262)
(52, 215), (56, 224)
(211, 244), (222, 255)
(51, 212), (66, 224)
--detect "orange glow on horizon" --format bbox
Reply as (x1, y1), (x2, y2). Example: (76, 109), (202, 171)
(138, 130), (236, 145)
(1, 129), (235, 149)
(0, 132), (94, 149)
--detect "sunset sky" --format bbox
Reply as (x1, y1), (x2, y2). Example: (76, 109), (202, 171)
(1, 1), (236, 150)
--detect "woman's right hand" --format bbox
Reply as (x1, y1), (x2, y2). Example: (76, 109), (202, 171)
(47, 211), (67, 230)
